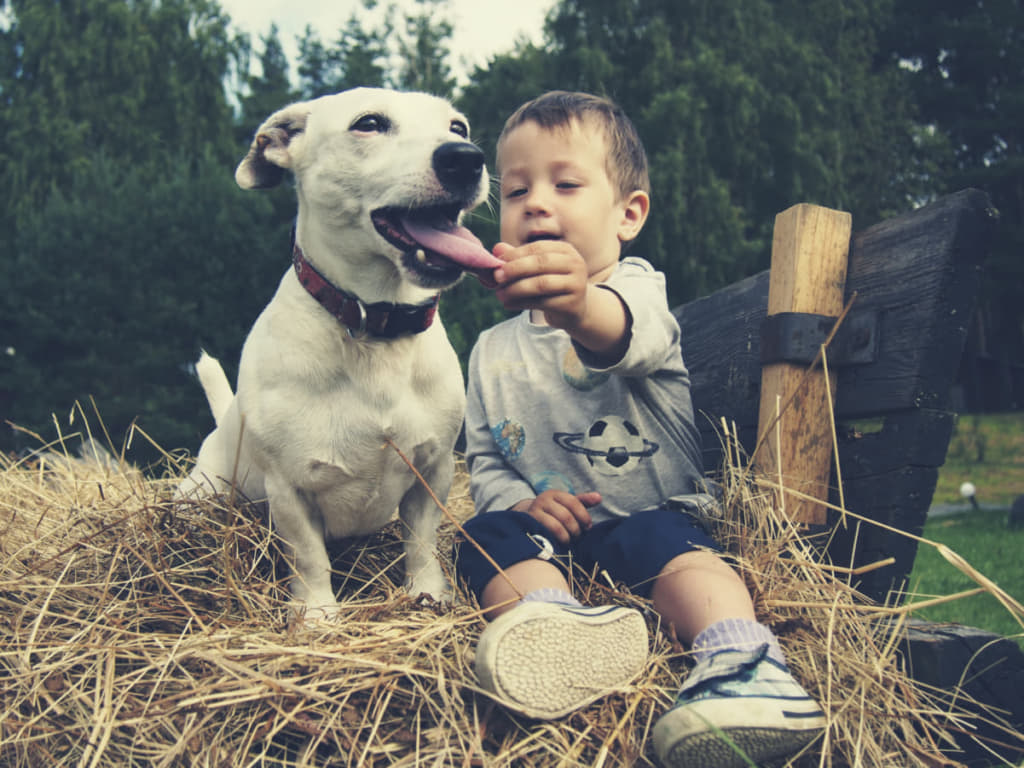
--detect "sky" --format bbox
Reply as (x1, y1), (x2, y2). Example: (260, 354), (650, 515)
(216, 0), (557, 86)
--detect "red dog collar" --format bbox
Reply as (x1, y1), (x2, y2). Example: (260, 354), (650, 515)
(292, 244), (439, 339)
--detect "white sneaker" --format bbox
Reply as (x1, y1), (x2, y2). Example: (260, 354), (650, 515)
(474, 602), (649, 719)
(653, 645), (826, 767)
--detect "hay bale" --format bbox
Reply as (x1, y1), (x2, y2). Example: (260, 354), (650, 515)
(2, 430), (1021, 767)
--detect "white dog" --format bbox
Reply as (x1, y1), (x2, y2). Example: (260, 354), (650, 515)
(176, 88), (499, 618)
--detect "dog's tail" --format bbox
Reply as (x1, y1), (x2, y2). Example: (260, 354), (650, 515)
(195, 350), (235, 426)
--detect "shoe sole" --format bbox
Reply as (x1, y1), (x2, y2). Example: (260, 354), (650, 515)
(653, 695), (826, 768)
(474, 603), (649, 719)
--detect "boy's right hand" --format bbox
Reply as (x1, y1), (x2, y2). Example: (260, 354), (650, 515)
(513, 490), (601, 544)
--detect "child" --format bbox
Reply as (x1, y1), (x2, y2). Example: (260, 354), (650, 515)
(454, 91), (825, 767)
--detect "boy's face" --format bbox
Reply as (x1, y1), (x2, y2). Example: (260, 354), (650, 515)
(497, 118), (647, 280)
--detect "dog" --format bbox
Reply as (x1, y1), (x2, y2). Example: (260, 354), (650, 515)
(176, 88), (500, 619)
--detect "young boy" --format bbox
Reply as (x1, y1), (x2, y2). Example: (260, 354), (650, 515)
(455, 91), (826, 767)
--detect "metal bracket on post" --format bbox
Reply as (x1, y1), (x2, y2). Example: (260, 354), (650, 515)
(760, 311), (879, 367)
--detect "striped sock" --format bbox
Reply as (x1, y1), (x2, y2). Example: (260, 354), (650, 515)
(692, 618), (787, 667)
(520, 588), (582, 607)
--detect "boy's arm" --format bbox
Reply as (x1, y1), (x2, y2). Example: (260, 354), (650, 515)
(572, 258), (679, 377)
(566, 283), (632, 365)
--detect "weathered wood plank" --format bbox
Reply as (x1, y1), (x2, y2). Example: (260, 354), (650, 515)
(755, 204), (851, 525)
(833, 409), (956, 479)
(838, 190), (993, 416)
(899, 620), (1024, 766)
(676, 188), (995, 476)
(672, 191), (1021, 759)
(674, 189), (996, 600)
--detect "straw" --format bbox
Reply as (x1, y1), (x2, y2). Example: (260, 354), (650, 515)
(1, 420), (1022, 767)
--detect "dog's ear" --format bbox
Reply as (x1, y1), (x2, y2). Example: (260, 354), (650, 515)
(235, 103), (311, 190)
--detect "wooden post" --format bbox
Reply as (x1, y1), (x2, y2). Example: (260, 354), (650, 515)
(754, 203), (851, 525)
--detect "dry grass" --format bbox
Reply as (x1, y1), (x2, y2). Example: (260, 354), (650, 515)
(1, 419), (1022, 767)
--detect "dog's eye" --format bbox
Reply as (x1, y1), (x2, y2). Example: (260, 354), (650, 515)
(449, 120), (469, 138)
(350, 114), (390, 134)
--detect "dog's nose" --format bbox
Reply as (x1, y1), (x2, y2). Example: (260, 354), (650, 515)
(433, 142), (485, 191)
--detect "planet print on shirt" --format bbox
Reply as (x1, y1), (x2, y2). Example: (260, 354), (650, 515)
(553, 415), (659, 477)
(529, 470), (575, 494)
(490, 418), (526, 460)
(562, 346), (610, 391)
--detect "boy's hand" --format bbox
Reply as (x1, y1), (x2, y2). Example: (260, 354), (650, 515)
(490, 241), (591, 331)
(487, 241), (630, 362)
(513, 490), (601, 544)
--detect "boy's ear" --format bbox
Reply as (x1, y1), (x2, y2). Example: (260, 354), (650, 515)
(617, 190), (650, 243)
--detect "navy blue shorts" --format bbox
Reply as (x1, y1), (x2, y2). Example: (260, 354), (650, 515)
(453, 504), (721, 603)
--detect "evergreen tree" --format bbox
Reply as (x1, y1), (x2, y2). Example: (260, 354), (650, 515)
(4, 151), (289, 459)
(296, 7), (390, 98)
(236, 25), (296, 143)
(0, 0), (243, 456)
(0, 0), (236, 230)
(333, 10), (391, 91)
(882, 0), (1024, 407)
(395, 0), (456, 96)
(460, 0), (919, 306)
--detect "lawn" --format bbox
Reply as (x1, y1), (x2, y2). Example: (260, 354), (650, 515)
(906, 412), (1024, 645)
(908, 509), (1024, 644)
(931, 411), (1024, 508)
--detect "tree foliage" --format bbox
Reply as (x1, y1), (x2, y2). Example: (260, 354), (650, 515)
(292, 0), (455, 99)
(881, 0), (1024, 402)
(0, 0), (237, 229)
(236, 25), (296, 143)
(1, 0), (1021, 461)
(459, 0), (919, 304)
(3, 151), (288, 458)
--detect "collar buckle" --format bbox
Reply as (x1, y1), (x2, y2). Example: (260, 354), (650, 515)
(346, 298), (368, 339)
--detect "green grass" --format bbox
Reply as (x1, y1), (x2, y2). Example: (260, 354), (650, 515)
(932, 411), (1024, 508)
(905, 412), (1024, 645)
(908, 509), (1024, 645)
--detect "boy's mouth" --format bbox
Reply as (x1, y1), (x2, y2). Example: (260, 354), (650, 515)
(525, 232), (561, 243)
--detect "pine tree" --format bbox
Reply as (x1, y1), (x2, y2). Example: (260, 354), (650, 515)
(882, 0), (1024, 408)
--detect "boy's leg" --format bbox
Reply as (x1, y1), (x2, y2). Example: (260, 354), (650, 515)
(454, 511), (649, 720)
(566, 505), (824, 766)
(480, 559), (574, 619)
(650, 549), (756, 642)
(453, 509), (578, 611)
(649, 551), (825, 768)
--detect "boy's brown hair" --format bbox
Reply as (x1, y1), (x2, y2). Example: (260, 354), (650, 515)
(496, 91), (651, 202)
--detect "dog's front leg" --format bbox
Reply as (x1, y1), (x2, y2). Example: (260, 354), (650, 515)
(398, 458), (453, 602)
(264, 473), (339, 620)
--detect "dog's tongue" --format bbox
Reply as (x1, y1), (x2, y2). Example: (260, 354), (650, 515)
(402, 217), (503, 271)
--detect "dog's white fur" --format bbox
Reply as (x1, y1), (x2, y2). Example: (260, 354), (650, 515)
(177, 88), (489, 618)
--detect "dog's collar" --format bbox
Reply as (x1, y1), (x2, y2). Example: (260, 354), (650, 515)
(292, 244), (439, 339)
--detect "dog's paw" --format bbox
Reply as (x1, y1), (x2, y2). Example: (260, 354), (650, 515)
(291, 600), (343, 625)
(406, 571), (452, 605)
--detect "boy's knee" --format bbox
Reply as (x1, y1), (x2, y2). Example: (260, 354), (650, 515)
(653, 549), (746, 597)
(453, 510), (569, 601)
(659, 549), (733, 576)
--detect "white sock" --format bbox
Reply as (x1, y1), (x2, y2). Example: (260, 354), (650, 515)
(692, 618), (787, 666)
(520, 587), (582, 607)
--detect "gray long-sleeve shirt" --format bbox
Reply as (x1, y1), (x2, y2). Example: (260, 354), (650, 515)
(465, 257), (705, 523)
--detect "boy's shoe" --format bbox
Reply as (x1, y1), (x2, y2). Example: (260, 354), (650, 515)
(652, 645), (826, 768)
(473, 601), (649, 719)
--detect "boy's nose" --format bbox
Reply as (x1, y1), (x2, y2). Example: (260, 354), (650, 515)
(523, 189), (551, 216)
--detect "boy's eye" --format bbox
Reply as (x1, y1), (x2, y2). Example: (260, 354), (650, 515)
(505, 188), (527, 199)
(557, 181), (581, 190)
